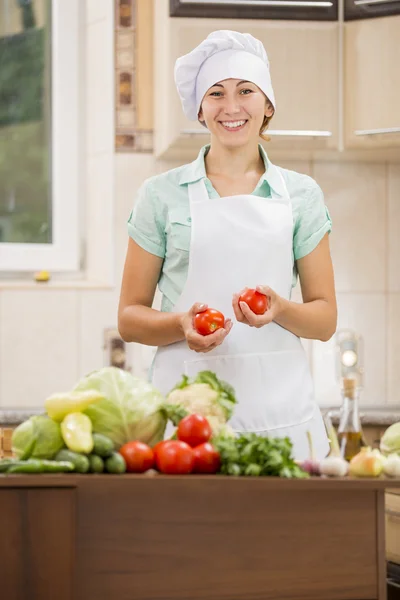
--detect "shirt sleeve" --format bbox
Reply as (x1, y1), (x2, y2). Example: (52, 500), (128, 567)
(127, 179), (166, 258)
(293, 178), (332, 261)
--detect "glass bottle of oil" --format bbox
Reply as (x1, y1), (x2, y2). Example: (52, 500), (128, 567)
(337, 377), (366, 461)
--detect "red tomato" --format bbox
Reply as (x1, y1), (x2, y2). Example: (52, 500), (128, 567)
(119, 441), (154, 473)
(193, 443), (221, 474)
(239, 289), (268, 315)
(153, 440), (169, 460)
(177, 414), (212, 448)
(155, 440), (194, 475)
(194, 308), (225, 336)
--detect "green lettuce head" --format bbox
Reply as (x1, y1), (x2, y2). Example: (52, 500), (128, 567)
(12, 415), (64, 459)
(74, 367), (166, 449)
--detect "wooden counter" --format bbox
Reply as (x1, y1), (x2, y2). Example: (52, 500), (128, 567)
(1, 474), (400, 600)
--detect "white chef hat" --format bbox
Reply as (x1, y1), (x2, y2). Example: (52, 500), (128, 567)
(174, 30), (275, 122)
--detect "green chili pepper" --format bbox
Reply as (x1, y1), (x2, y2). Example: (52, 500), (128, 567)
(40, 460), (74, 473)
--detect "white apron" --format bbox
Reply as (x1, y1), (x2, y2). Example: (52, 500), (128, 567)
(152, 170), (329, 460)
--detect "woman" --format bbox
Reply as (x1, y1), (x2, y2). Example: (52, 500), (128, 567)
(118, 30), (337, 460)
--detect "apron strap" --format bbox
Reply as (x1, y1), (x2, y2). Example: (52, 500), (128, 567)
(188, 168), (292, 207)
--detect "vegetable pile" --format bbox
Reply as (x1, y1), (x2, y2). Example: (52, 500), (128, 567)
(163, 370), (237, 437)
(0, 432), (126, 475)
(119, 414), (221, 475)
(3, 365), (400, 480)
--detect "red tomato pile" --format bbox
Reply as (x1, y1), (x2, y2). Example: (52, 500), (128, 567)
(119, 414), (220, 475)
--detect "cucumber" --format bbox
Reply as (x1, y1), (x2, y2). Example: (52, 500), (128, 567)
(105, 452), (126, 474)
(55, 449), (89, 474)
(88, 454), (104, 474)
(0, 458), (16, 473)
(92, 433), (114, 458)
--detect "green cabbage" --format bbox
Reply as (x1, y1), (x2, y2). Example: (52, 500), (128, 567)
(74, 367), (166, 449)
(12, 416), (64, 459)
(380, 422), (400, 456)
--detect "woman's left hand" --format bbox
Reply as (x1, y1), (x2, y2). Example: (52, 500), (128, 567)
(232, 285), (283, 328)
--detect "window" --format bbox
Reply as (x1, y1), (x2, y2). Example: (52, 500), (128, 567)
(0, 0), (80, 272)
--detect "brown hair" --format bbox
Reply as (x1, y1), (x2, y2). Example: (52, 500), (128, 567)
(259, 114), (273, 142)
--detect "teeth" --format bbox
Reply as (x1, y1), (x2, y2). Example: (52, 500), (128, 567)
(221, 120), (246, 128)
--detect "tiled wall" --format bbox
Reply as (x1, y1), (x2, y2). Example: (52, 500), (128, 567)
(310, 162), (399, 408)
(115, 0), (153, 152)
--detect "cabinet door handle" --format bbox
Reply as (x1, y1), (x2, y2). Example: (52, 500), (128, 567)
(355, 127), (400, 136)
(354, 0), (400, 5)
(181, 129), (333, 138)
(386, 508), (400, 520)
(180, 0), (333, 7)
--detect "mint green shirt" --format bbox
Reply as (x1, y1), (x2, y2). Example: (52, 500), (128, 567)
(127, 144), (332, 313)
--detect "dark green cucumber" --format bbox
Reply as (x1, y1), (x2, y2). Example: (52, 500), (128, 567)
(55, 449), (89, 473)
(105, 452), (126, 474)
(92, 433), (114, 458)
(88, 454), (104, 473)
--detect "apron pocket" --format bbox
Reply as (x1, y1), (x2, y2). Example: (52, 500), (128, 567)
(183, 350), (315, 432)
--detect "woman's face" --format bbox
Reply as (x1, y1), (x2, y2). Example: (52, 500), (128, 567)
(198, 78), (274, 148)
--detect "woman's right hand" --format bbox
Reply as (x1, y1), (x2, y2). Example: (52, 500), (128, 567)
(180, 303), (233, 353)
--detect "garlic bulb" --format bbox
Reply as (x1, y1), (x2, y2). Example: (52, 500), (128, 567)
(320, 456), (349, 477)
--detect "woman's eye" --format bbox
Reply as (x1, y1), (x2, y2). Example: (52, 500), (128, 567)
(210, 91), (222, 97)
(240, 89), (253, 95)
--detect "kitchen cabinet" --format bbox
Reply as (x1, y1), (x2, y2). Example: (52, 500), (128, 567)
(170, 0), (339, 22)
(0, 486), (75, 600)
(345, 0), (400, 22)
(1, 473), (400, 599)
(154, 0), (339, 160)
(344, 16), (400, 149)
(386, 490), (400, 565)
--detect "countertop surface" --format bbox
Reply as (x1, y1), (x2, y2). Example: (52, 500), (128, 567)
(1, 406), (399, 426)
(1, 472), (400, 489)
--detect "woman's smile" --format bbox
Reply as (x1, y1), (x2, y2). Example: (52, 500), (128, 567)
(219, 119), (248, 132)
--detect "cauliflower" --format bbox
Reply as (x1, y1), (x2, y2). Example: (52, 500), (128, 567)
(162, 371), (237, 435)
(167, 384), (226, 423)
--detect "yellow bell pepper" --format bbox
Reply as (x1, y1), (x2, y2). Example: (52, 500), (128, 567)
(61, 413), (94, 454)
(45, 389), (104, 422)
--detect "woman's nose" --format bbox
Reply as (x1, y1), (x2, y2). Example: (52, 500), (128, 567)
(223, 97), (241, 115)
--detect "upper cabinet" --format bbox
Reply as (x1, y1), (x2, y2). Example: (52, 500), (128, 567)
(170, 0), (338, 22)
(344, 15), (400, 149)
(345, 0), (400, 21)
(154, 1), (339, 159)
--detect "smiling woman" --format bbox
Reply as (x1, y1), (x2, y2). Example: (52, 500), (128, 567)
(118, 30), (337, 461)
(198, 79), (274, 141)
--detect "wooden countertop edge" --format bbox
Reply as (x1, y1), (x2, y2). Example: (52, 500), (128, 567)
(1, 474), (400, 489)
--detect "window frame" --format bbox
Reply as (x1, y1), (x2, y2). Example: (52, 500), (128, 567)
(0, 0), (81, 272)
